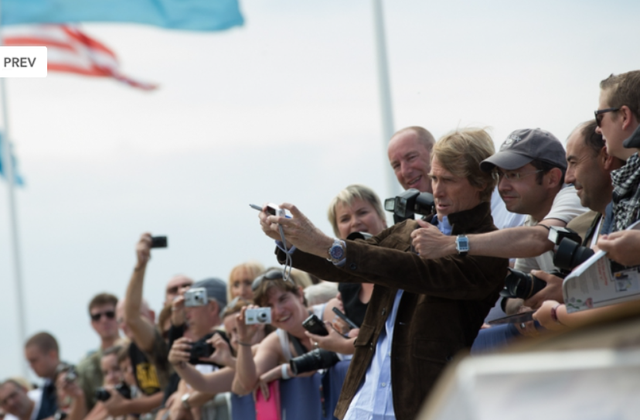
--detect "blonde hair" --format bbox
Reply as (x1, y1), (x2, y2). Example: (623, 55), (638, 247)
(327, 184), (385, 237)
(432, 128), (497, 202)
(227, 261), (265, 302)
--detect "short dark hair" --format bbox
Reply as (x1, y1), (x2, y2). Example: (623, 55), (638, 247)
(25, 332), (59, 354)
(530, 159), (565, 185)
(579, 120), (604, 156)
(88, 293), (118, 315)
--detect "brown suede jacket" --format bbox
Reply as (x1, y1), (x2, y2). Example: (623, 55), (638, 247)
(276, 202), (507, 420)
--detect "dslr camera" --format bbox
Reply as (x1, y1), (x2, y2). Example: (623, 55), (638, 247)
(245, 307), (272, 325)
(548, 226), (594, 272)
(289, 348), (340, 375)
(384, 189), (434, 224)
(95, 382), (131, 402)
(184, 287), (208, 307)
(500, 226), (595, 300)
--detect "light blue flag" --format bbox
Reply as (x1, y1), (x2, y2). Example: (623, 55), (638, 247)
(0, 133), (25, 186)
(2, 0), (244, 32)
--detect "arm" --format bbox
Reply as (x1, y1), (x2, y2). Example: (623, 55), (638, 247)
(233, 309), (281, 395)
(533, 298), (640, 331)
(124, 233), (157, 352)
(168, 337), (235, 394)
(411, 220), (563, 260)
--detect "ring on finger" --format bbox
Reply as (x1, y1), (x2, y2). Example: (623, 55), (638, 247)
(520, 323), (526, 329)
(314, 342), (319, 349)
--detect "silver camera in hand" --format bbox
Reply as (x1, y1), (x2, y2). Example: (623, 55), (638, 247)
(245, 307), (272, 325)
(184, 287), (208, 307)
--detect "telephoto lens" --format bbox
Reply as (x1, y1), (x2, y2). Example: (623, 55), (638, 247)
(289, 348), (340, 375)
(501, 268), (547, 300)
(553, 238), (595, 272)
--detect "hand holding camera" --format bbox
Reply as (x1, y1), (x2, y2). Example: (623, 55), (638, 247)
(236, 306), (263, 345)
(135, 233), (168, 269)
(168, 337), (193, 366)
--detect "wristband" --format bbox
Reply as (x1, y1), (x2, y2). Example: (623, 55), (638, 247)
(550, 304), (567, 326)
(237, 341), (252, 347)
(281, 364), (291, 380)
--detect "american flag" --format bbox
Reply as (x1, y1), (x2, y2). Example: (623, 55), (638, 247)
(3, 25), (157, 90)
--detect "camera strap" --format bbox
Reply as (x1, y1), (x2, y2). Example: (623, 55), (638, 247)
(288, 333), (308, 357)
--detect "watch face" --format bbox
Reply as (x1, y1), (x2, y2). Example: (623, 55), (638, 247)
(330, 244), (345, 260)
(457, 237), (469, 251)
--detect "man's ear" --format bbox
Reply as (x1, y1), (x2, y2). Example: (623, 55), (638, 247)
(546, 167), (563, 188)
(620, 105), (638, 131)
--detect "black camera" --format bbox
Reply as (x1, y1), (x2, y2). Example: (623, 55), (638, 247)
(545, 226), (594, 272)
(150, 236), (168, 248)
(55, 362), (77, 383)
(188, 332), (230, 366)
(95, 382), (131, 402)
(347, 231), (373, 241)
(289, 348), (340, 375)
(500, 268), (560, 300)
(553, 238), (594, 272)
(384, 189), (434, 223)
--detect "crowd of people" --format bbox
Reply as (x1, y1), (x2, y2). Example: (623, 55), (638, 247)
(2, 70), (640, 420)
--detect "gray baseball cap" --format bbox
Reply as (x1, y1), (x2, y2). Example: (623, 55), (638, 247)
(191, 278), (227, 310)
(623, 124), (640, 149)
(480, 128), (567, 172)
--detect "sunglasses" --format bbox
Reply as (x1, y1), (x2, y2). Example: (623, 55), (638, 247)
(251, 269), (292, 291)
(594, 107), (620, 127)
(90, 310), (116, 322)
(166, 282), (193, 295)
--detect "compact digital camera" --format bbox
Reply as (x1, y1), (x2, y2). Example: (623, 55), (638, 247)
(245, 307), (272, 325)
(184, 287), (208, 307)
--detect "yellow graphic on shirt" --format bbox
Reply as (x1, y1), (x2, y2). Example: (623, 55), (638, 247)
(135, 363), (160, 394)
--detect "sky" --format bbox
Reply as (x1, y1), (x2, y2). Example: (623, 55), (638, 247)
(0, 0), (638, 380)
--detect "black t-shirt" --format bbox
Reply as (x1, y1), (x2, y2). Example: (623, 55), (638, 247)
(338, 283), (368, 327)
(128, 342), (162, 395)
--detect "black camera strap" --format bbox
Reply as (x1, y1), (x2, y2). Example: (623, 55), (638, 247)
(288, 333), (308, 357)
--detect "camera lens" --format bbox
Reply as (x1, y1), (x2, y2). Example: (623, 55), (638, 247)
(502, 268), (547, 300)
(258, 312), (267, 321)
(554, 238), (595, 271)
(289, 349), (340, 375)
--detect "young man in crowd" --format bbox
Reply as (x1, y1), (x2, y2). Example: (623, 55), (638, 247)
(23, 333), (61, 420)
(76, 293), (120, 412)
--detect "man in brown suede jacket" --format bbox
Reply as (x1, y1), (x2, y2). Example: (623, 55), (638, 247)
(258, 128), (508, 420)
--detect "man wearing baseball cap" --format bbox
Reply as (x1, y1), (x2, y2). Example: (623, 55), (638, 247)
(412, 128), (587, 334)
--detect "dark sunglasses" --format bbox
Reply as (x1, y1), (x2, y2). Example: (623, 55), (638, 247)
(90, 310), (116, 321)
(594, 107), (620, 127)
(251, 269), (291, 291)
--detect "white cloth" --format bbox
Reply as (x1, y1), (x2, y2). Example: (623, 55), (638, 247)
(515, 185), (587, 273)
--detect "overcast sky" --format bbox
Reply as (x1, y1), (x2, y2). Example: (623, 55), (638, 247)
(1, 0), (638, 380)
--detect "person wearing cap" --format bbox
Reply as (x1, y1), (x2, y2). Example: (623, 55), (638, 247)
(412, 128), (586, 334)
(596, 71), (640, 232)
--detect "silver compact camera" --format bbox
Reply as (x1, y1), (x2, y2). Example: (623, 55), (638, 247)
(245, 307), (272, 325)
(184, 287), (208, 307)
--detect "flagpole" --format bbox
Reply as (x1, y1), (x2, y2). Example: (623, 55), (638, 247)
(0, 0), (29, 378)
(371, 0), (398, 197)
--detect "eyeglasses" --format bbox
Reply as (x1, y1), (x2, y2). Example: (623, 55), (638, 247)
(166, 282), (193, 295)
(251, 269), (292, 291)
(90, 310), (116, 321)
(594, 107), (620, 127)
(496, 170), (543, 181)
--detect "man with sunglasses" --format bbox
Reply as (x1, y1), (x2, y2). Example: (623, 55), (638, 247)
(597, 71), (640, 232)
(76, 293), (120, 412)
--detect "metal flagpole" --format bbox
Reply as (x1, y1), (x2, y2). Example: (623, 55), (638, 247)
(0, 0), (29, 377)
(371, 0), (399, 198)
